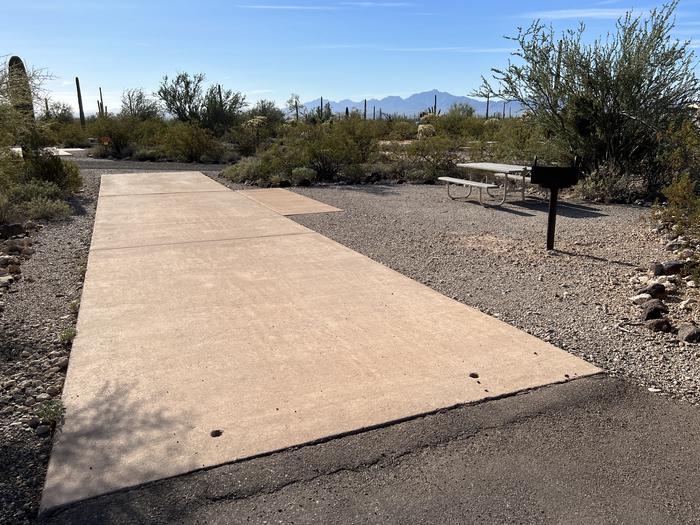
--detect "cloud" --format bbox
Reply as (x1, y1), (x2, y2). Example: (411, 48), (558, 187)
(523, 8), (633, 20)
(339, 2), (411, 6)
(237, 4), (339, 10)
(384, 46), (515, 53)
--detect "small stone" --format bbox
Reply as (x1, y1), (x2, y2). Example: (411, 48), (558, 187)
(630, 293), (652, 305)
(27, 416), (40, 428)
(665, 240), (684, 251)
(645, 318), (674, 333)
(640, 299), (669, 321)
(678, 248), (694, 259)
(688, 281), (698, 288)
(648, 387), (662, 393)
(678, 324), (700, 343)
(35, 393), (50, 402)
(469, 372), (480, 379)
(56, 358), (69, 370)
(35, 425), (51, 437)
(680, 299), (694, 311)
(637, 282), (665, 299)
(210, 429), (223, 437)
(46, 386), (60, 396)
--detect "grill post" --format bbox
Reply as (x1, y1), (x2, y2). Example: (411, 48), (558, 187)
(546, 187), (559, 250)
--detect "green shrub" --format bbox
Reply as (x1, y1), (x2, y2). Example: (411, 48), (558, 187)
(18, 197), (71, 220)
(388, 121), (417, 140)
(290, 167), (317, 186)
(405, 136), (458, 182)
(221, 157), (262, 183)
(165, 122), (222, 162)
(59, 327), (77, 343)
(54, 122), (90, 148)
(8, 180), (62, 202)
(36, 399), (65, 429)
(657, 173), (699, 234)
(23, 154), (82, 194)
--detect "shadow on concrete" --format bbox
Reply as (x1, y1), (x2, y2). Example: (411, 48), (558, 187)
(41, 381), (190, 522)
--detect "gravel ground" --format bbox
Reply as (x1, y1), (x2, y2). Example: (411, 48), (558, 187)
(264, 183), (699, 405)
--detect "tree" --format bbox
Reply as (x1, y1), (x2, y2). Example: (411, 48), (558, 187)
(478, 1), (700, 197)
(121, 88), (161, 120)
(201, 84), (246, 136)
(286, 93), (303, 121)
(155, 72), (205, 122)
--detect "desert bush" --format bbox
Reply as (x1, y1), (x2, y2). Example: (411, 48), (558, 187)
(221, 157), (262, 183)
(480, 2), (700, 200)
(53, 122), (90, 148)
(89, 116), (136, 158)
(387, 121), (417, 140)
(405, 136), (458, 182)
(23, 153), (81, 194)
(165, 121), (222, 162)
(290, 167), (317, 186)
(656, 173), (699, 233)
(18, 196), (71, 220)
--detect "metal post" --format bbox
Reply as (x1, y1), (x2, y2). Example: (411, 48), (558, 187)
(546, 187), (559, 250)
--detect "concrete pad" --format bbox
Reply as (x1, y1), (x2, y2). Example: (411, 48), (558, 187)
(91, 191), (309, 250)
(100, 171), (228, 196)
(239, 188), (342, 215)
(41, 171), (600, 512)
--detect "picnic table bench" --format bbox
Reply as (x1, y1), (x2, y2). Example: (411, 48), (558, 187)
(439, 162), (531, 206)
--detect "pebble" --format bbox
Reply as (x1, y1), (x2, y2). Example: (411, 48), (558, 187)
(35, 425), (51, 437)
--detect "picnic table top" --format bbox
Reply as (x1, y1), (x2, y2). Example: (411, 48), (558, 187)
(456, 162), (531, 173)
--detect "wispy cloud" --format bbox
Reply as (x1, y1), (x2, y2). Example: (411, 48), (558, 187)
(384, 46), (515, 53)
(340, 2), (411, 6)
(238, 4), (340, 10)
(523, 7), (633, 20)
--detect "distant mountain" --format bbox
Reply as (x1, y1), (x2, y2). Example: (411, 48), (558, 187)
(303, 89), (520, 117)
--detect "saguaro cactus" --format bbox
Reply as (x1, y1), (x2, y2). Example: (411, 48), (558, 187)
(7, 56), (35, 152)
(433, 94), (437, 115)
(75, 77), (86, 129)
(363, 99), (367, 120)
(99, 87), (105, 116)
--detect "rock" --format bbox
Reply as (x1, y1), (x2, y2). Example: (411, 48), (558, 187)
(688, 281), (698, 288)
(678, 248), (695, 259)
(645, 318), (674, 333)
(35, 425), (51, 437)
(680, 299), (694, 311)
(649, 262), (664, 276)
(46, 386), (60, 396)
(630, 293), (652, 305)
(27, 416), (40, 428)
(678, 323), (700, 343)
(0, 223), (25, 240)
(665, 240), (684, 251)
(640, 299), (669, 321)
(648, 387), (662, 393)
(0, 276), (13, 288)
(661, 260), (684, 275)
(0, 255), (19, 268)
(56, 357), (69, 370)
(637, 282), (665, 299)
(35, 393), (50, 402)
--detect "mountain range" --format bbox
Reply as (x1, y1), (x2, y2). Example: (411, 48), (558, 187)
(302, 89), (519, 117)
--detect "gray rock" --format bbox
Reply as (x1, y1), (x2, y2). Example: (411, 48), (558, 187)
(661, 260), (684, 275)
(644, 318), (674, 333)
(640, 299), (669, 321)
(46, 385), (60, 396)
(0, 223), (25, 240)
(35, 425), (51, 437)
(636, 282), (665, 299)
(678, 324), (700, 343)
(649, 262), (664, 276)
(665, 240), (684, 251)
(26, 416), (40, 428)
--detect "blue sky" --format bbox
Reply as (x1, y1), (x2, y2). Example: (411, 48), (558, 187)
(2, 0), (700, 113)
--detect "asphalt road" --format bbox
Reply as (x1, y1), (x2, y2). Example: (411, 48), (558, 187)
(41, 376), (700, 524)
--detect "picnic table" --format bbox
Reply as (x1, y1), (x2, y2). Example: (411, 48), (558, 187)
(453, 162), (532, 204)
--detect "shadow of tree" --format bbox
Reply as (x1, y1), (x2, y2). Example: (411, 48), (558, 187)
(512, 199), (608, 219)
(40, 381), (192, 521)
